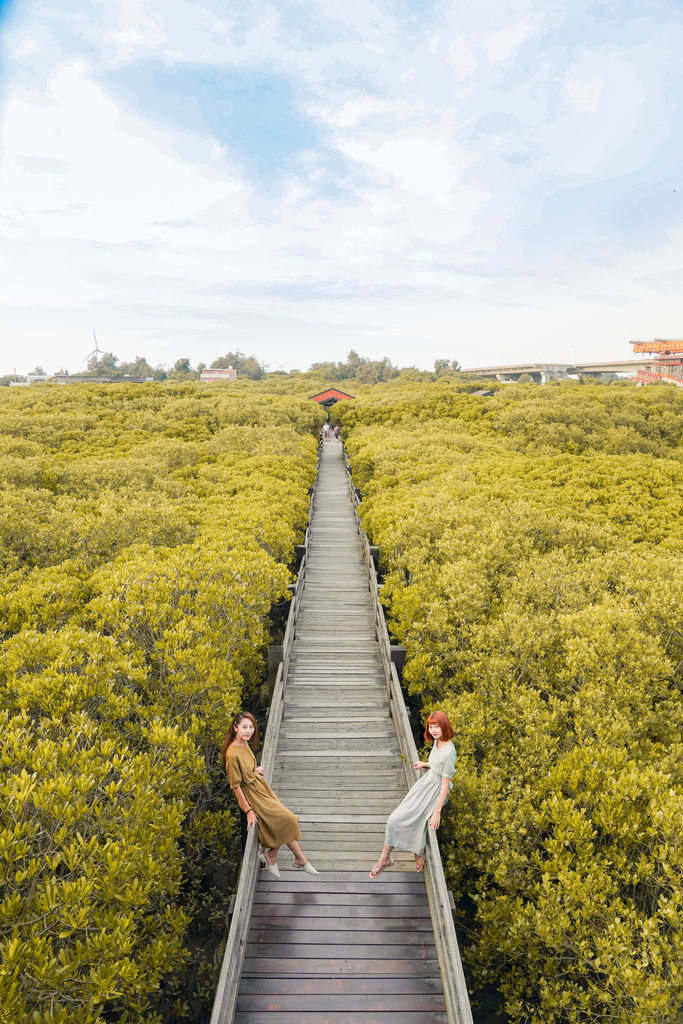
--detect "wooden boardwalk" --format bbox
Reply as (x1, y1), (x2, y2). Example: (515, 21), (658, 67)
(233, 438), (451, 1023)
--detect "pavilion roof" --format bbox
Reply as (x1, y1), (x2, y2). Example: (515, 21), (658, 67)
(309, 388), (356, 403)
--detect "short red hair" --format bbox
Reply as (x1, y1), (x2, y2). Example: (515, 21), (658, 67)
(424, 710), (454, 743)
(221, 711), (259, 763)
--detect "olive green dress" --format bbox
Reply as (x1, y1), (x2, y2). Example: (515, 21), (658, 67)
(226, 742), (301, 849)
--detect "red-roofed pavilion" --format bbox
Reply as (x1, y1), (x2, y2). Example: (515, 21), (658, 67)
(309, 388), (355, 414)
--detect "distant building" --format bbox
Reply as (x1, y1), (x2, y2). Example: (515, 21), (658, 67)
(200, 367), (237, 382)
(631, 339), (683, 386)
(10, 374), (51, 386)
(51, 375), (157, 384)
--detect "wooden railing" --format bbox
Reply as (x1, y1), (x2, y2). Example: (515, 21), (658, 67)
(345, 455), (474, 1024)
(209, 460), (318, 1024)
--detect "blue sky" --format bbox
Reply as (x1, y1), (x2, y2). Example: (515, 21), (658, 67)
(0, 0), (681, 374)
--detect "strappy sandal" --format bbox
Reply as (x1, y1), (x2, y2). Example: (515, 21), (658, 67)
(369, 857), (394, 879)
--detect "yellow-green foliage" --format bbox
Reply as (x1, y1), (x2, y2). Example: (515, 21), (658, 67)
(0, 382), (323, 1023)
(343, 378), (683, 1024)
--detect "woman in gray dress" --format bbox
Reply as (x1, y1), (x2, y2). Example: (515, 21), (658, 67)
(370, 711), (456, 877)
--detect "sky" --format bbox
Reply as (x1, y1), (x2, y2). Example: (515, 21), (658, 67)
(0, 0), (682, 376)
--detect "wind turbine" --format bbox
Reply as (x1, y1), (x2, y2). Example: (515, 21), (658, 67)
(84, 330), (103, 367)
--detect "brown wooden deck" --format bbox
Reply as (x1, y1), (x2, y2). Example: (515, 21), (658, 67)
(233, 439), (447, 1022)
(213, 438), (472, 1024)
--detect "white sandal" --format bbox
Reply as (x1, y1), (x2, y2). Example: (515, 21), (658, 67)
(294, 860), (319, 875)
(259, 851), (280, 878)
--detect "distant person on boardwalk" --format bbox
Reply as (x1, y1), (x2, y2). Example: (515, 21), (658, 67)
(222, 712), (319, 878)
(322, 423), (330, 442)
(333, 424), (340, 439)
(369, 711), (456, 877)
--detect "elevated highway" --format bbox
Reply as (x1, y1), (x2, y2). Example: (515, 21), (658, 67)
(463, 358), (659, 383)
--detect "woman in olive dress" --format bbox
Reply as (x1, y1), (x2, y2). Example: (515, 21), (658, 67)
(222, 711), (318, 879)
(370, 710), (456, 877)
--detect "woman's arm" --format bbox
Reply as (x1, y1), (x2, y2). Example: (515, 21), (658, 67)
(233, 785), (257, 830)
(428, 776), (451, 831)
(413, 760), (430, 770)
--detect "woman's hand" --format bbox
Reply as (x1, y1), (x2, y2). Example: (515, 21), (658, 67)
(246, 809), (257, 829)
(413, 760), (429, 770)
(255, 766), (265, 777)
(429, 809), (441, 830)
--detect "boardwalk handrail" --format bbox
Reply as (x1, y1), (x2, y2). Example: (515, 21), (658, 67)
(209, 458), (319, 1024)
(346, 454), (474, 1024)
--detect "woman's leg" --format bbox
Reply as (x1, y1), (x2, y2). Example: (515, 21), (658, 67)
(287, 840), (307, 866)
(414, 851), (426, 872)
(263, 845), (280, 866)
(370, 844), (394, 878)
(287, 839), (319, 874)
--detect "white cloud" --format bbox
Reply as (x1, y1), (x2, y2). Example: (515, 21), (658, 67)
(0, 0), (682, 374)
(340, 137), (462, 201)
(539, 51), (650, 178)
(1, 61), (245, 242)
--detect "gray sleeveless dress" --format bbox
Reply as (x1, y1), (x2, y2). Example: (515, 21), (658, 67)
(385, 741), (456, 855)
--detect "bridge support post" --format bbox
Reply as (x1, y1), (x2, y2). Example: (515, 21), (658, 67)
(390, 644), (406, 679)
(266, 646), (283, 699)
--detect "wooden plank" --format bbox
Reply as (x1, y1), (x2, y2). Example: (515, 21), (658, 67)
(273, 802), (398, 814)
(248, 928), (436, 947)
(249, 913), (434, 930)
(296, 813), (389, 823)
(236, 993), (446, 1012)
(280, 714), (388, 723)
(283, 822), (390, 833)
(279, 728), (394, 737)
(250, 892), (430, 907)
(270, 774), (403, 782)
(234, 1013), (447, 1024)
(245, 942), (435, 960)
(254, 876), (426, 892)
(240, 957), (441, 977)
(238, 977), (443, 995)
(274, 801), (401, 813)
(274, 772), (402, 782)
(277, 737), (393, 750)
(275, 750), (397, 757)
(278, 843), (387, 856)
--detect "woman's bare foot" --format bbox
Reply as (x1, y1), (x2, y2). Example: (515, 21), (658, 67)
(414, 853), (425, 872)
(369, 855), (394, 879)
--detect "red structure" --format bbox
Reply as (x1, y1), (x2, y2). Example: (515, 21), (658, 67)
(630, 339), (683, 386)
(309, 388), (355, 412)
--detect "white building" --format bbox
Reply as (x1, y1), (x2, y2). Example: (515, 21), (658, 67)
(200, 366), (237, 382)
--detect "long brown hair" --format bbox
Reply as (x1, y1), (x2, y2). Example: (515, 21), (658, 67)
(424, 710), (454, 743)
(221, 711), (259, 763)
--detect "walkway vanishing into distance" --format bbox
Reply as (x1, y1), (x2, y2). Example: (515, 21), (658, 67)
(215, 437), (473, 1024)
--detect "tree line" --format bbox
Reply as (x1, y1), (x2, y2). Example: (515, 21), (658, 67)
(4, 350), (464, 385)
(336, 377), (682, 1024)
(0, 382), (324, 1023)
